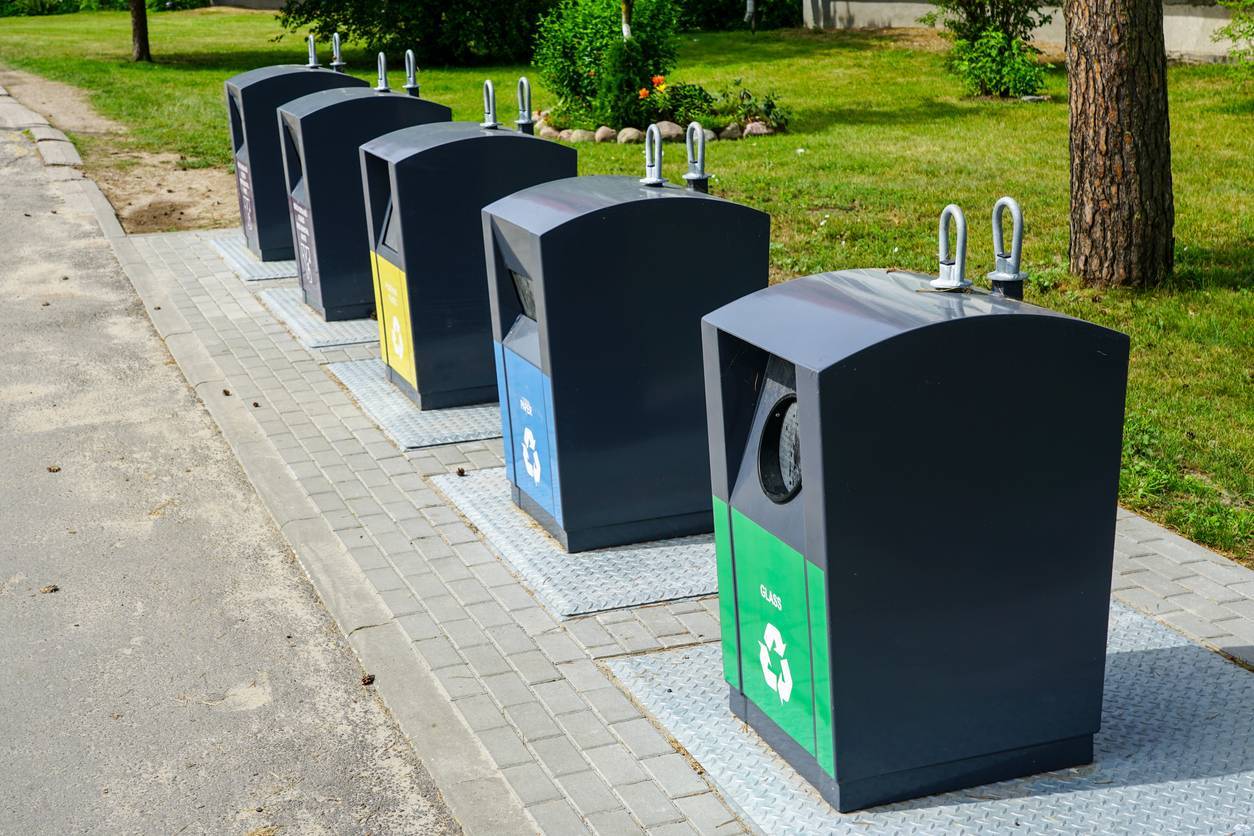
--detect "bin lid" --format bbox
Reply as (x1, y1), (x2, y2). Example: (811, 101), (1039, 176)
(226, 64), (318, 91)
(483, 175), (757, 237)
(703, 268), (1089, 372)
(279, 86), (430, 121)
(362, 121), (539, 165)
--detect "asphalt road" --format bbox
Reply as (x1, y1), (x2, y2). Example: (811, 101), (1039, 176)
(0, 129), (460, 835)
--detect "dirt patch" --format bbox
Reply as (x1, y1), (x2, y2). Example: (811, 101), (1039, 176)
(91, 150), (238, 233)
(0, 67), (235, 234)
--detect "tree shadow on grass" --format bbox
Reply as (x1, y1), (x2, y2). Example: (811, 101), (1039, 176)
(679, 27), (910, 69)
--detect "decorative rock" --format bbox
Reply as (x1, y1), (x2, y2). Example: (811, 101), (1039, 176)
(569, 129), (597, 143)
(719, 122), (742, 141)
(617, 127), (644, 144)
(558, 129), (574, 142)
(594, 126), (617, 143)
(742, 121), (774, 136)
(656, 120), (684, 142)
(703, 128), (718, 143)
(539, 125), (561, 140)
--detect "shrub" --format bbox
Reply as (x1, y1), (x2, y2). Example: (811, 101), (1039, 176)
(950, 28), (1044, 97)
(147, 0), (207, 10)
(534, 0), (678, 118)
(711, 78), (791, 130)
(1, 0), (76, 15)
(1215, 0), (1254, 74)
(593, 37), (653, 127)
(280, 0), (556, 65)
(921, 0), (1051, 44)
(677, 0), (800, 31)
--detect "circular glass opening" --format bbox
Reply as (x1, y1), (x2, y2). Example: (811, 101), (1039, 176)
(759, 395), (802, 504)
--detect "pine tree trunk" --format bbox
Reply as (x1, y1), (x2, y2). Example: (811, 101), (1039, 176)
(130, 0), (152, 63)
(1065, 0), (1174, 287)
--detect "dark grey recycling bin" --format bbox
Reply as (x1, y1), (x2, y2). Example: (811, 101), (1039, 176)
(278, 86), (451, 321)
(225, 47), (366, 261)
(482, 144), (770, 552)
(702, 267), (1129, 812)
(359, 86), (577, 409)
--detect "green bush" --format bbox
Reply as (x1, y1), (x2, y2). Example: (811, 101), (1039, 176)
(950, 28), (1044, 97)
(677, 0), (800, 31)
(921, 0), (1051, 44)
(1, 0), (77, 16)
(147, 0), (207, 10)
(280, 0), (556, 65)
(592, 36), (653, 127)
(711, 78), (791, 130)
(534, 0), (678, 118)
(1215, 0), (1254, 74)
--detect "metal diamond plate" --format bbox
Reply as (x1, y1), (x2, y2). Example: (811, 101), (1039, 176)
(206, 230), (298, 281)
(258, 287), (377, 349)
(606, 603), (1254, 835)
(430, 468), (716, 618)
(327, 359), (500, 449)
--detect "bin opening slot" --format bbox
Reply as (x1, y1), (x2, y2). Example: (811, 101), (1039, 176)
(511, 270), (538, 321)
(380, 196), (402, 254)
(228, 93), (245, 155)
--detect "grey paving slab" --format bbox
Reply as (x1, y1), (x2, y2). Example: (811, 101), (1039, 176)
(327, 358), (501, 450)
(205, 229), (298, 280)
(607, 603), (1254, 835)
(258, 287), (377, 349)
(431, 469), (716, 618)
(36, 139), (80, 166)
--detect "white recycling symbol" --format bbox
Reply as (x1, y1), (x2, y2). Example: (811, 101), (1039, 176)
(390, 315), (404, 358)
(759, 622), (793, 703)
(521, 426), (542, 485)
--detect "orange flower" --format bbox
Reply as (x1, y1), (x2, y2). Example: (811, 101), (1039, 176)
(651, 75), (665, 87)
(638, 88), (650, 99)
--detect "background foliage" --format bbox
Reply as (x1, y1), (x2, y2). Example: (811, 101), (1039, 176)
(278, 0), (556, 64)
(677, 0), (801, 31)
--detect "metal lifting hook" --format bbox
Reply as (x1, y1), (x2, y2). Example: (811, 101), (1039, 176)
(683, 122), (709, 193)
(987, 196), (1027, 300)
(374, 53), (390, 92)
(931, 204), (971, 291)
(403, 50), (420, 97)
(640, 124), (666, 186)
(330, 33), (346, 72)
(516, 77), (534, 135)
(481, 80), (499, 129)
(305, 34), (320, 69)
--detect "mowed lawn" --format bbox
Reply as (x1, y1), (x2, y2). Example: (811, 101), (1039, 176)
(0, 9), (1250, 557)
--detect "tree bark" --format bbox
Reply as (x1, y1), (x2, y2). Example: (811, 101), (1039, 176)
(621, 0), (634, 39)
(130, 0), (152, 63)
(1066, 0), (1174, 287)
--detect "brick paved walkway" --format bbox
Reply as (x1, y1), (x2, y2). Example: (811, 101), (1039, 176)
(82, 220), (1253, 833)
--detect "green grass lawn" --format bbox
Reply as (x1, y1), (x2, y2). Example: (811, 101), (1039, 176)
(1, 9), (1250, 557)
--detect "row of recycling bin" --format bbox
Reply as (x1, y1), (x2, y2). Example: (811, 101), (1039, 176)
(226, 39), (1131, 815)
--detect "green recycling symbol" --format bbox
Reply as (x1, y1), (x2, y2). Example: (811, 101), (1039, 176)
(759, 622), (793, 703)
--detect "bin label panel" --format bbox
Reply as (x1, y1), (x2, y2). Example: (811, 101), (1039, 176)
(502, 347), (560, 521)
(235, 158), (255, 237)
(731, 508), (815, 757)
(713, 497), (740, 689)
(372, 252), (417, 389)
(290, 195), (321, 304)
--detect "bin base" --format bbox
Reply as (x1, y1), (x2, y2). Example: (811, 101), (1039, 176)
(303, 293), (375, 323)
(385, 367), (497, 411)
(512, 486), (711, 553)
(253, 243), (295, 262)
(729, 686), (1094, 813)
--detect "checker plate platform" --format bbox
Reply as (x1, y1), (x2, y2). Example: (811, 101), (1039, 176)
(430, 468), (716, 618)
(606, 603), (1254, 835)
(259, 287), (377, 349)
(327, 359), (500, 449)
(206, 230), (298, 281)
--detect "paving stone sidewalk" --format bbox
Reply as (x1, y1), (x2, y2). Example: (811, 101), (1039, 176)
(45, 141), (1251, 830)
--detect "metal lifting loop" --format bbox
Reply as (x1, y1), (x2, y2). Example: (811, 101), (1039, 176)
(516, 77), (534, 135)
(481, 80), (499, 129)
(330, 33), (345, 72)
(640, 124), (665, 186)
(403, 50), (420, 96)
(682, 122), (709, 193)
(374, 53), (390, 92)
(987, 196), (1027, 300)
(931, 204), (971, 290)
(305, 34), (320, 69)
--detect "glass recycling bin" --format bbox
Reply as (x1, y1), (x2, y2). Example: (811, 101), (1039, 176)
(359, 109), (576, 409)
(225, 54), (366, 261)
(701, 267), (1130, 811)
(482, 174), (769, 552)
(277, 87), (451, 320)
